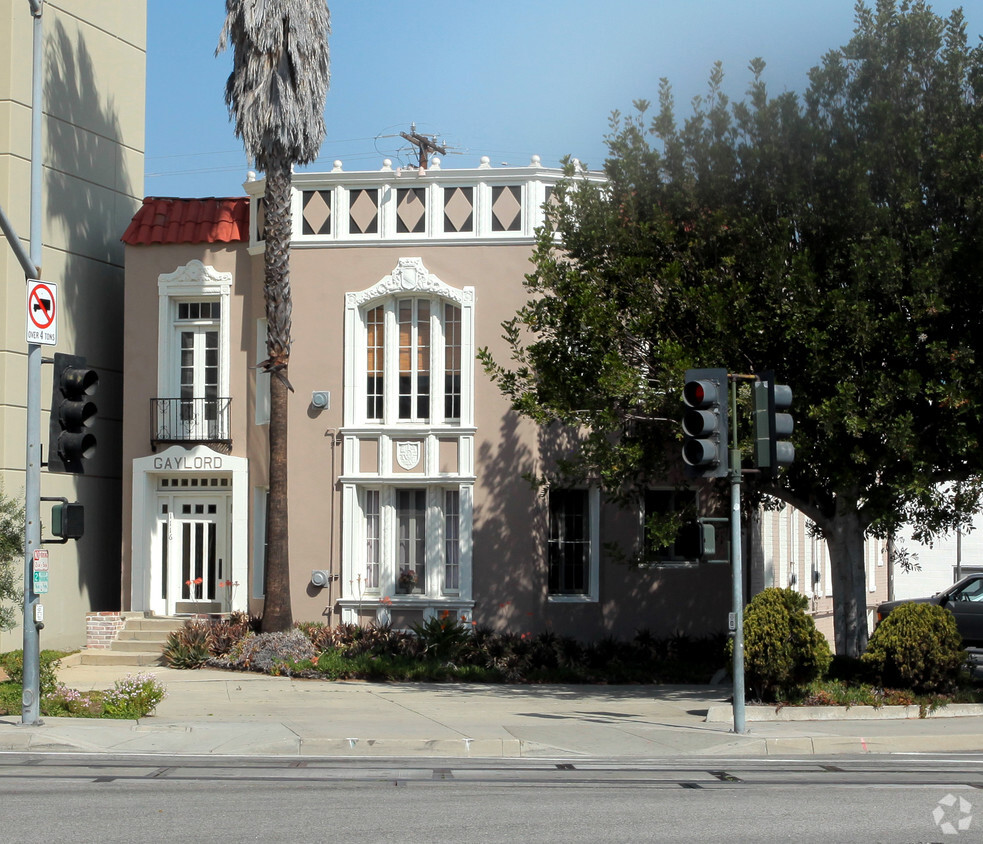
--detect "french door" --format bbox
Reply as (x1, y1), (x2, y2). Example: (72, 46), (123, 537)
(161, 495), (230, 613)
(178, 326), (221, 439)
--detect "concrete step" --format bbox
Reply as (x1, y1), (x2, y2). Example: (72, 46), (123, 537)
(120, 617), (187, 633)
(116, 629), (180, 643)
(109, 639), (169, 654)
(76, 649), (165, 667)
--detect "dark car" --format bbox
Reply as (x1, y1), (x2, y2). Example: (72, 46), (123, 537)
(876, 574), (983, 646)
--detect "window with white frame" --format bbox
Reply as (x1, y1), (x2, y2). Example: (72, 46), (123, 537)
(547, 488), (600, 599)
(356, 486), (465, 597)
(363, 489), (381, 589)
(255, 318), (270, 425)
(342, 259), (475, 612)
(360, 297), (463, 425)
(345, 258), (474, 429)
(444, 489), (461, 592)
(157, 262), (232, 443)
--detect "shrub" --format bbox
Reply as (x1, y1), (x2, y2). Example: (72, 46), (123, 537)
(214, 630), (316, 675)
(738, 588), (832, 702)
(862, 602), (966, 694)
(0, 486), (24, 632)
(102, 673), (167, 719)
(207, 611), (260, 656)
(0, 649), (64, 695)
(410, 612), (471, 662)
(162, 622), (212, 669)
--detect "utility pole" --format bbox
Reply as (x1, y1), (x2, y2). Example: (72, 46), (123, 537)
(400, 124), (446, 171)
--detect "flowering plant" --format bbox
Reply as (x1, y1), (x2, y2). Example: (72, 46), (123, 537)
(398, 568), (418, 591)
(186, 576), (203, 599)
(102, 673), (167, 719)
(44, 684), (99, 717)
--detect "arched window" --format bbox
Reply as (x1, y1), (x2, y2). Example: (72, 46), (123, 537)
(345, 258), (474, 428)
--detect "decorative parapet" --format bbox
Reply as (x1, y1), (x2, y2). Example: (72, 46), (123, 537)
(244, 155), (604, 250)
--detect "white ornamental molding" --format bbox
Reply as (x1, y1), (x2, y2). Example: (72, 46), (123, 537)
(158, 259), (232, 289)
(396, 441), (422, 470)
(346, 257), (473, 307)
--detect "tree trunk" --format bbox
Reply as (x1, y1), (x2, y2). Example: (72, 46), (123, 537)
(261, 163), (293, 632)
(826, 490), (870, 657)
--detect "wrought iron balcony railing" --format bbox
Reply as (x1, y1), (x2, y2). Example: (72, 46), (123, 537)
(151, 397), (232, 444)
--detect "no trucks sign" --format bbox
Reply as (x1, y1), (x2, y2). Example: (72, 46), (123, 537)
(26, 280), (57, 345)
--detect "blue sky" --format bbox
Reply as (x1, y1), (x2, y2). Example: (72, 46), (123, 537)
(145, 0), (983, 198)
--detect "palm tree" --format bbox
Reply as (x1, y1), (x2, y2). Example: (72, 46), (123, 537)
(218, 0), (330, 631)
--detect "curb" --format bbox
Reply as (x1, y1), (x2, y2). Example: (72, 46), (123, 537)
(705, 703), (983, 722)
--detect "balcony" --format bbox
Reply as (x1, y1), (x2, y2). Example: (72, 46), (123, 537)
(151, 397), (232, 447)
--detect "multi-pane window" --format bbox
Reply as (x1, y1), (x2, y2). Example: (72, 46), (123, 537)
(397, 489), (427, 592)
(444, 304), (462, 421)
(178, 301), (221, 320)
(548, 490), (590, 595)
(366, 306), (385, 420)
(444, 489), (460, 591)
(361, 297), (464, 425)
(357, 488), (464, 596)
(364, 490), (380, 589)
(177, 300), (220, 437)
(398, 299), (430, 421)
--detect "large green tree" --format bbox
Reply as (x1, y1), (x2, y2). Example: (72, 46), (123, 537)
(219, 0), (330, 631)
(482, 0), (983, 656)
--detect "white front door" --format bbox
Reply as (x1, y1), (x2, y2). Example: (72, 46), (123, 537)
(162, 494), (230, 614)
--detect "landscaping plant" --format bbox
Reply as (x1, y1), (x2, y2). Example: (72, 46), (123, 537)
(862, 602), (966, 694)
(101, 673), (167, 719)
(162, 621), (213, 670)
(737, 588), (833, 702)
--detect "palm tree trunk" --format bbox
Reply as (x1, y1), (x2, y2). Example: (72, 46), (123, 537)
(261, 163), (293, 632)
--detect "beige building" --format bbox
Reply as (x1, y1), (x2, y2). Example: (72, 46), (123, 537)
(120, 157), (745, 641)
(0, 1), (146, 650)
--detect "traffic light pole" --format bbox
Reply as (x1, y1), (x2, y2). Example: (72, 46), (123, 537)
(728, 376), (747, 734)
(22, 0), (45, 726)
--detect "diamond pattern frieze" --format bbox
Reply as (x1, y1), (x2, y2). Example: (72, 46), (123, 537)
(303, 190), (332, 235)
(443, 186), (474, 233)
(491, 185), (522, 232)
(348, 188), (379, 234)
(397, 187), (426, 234)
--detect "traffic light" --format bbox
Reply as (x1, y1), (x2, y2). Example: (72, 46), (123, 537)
(753, 372), (794, 475)
(51, 502), (85, 540)
(48, 352), (98, 474)
(681, 368), (729, 478)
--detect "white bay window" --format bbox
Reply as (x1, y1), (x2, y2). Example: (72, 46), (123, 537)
(341, 258), (475, 622)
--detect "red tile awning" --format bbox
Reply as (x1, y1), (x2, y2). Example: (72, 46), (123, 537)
(122, 197), (249, 245)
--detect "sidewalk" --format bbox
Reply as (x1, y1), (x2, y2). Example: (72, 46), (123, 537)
(2, 661), (983, 758)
